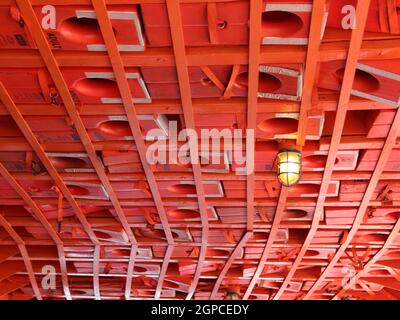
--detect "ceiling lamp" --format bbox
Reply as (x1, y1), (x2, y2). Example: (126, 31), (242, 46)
(276, 149), (302, 187)
(226, 291), (240, 300)
(225, 286), (240, 300)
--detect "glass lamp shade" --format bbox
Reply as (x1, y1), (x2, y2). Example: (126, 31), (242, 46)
(226, 292), (240, 300)
(277, 149), (302, 187)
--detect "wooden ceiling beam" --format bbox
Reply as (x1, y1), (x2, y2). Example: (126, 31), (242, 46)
(2, 38), (400, 68)
(273, 0), (372, 300)
(0, 162), (71, 299)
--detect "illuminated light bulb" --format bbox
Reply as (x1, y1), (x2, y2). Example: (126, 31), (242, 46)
(276, 149), (302, 187)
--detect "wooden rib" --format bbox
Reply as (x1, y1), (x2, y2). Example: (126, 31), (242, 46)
(241, 1), (326, 300)
(165, 0), (210, 300)
(91, 0), (174, 244)
(154, 245), (174, 299)
(334, 218), (400, 299)
(0, 162), (71, 299)
(296, 0), (327, 146)
(16, 0), (137, 244)
(57, 244), (72, 300)
(90, 0), (178, 299)
(123, 245), (137, 300)
(245, 0), (263, 232)
(93, 245), (101, 300)
(16, 0), (125, 300)
(273, 0), (372, 300)
(0, 82), (99, 245)
(209, 232), (252, 299)
(304, 106), (400, 299)
(0, 164), (62, 244)
(0, 211), (42, 300)
(243, 187), (289, 300)
(207, 0), (263, 300)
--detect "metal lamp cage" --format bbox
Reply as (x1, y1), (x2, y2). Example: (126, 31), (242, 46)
(276, 149), (302, 187)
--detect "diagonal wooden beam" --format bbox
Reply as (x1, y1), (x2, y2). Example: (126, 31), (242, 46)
(243, 187), (289, 300)
(335, 223), (400, 299)
(15, 0), (124, 299)
(16, 0), (137, 245)
(57, 244), (71, 300)
(209, 0), (262, 300)
(154, 245), (173, 299)
(238, 1), (328, 301)
(0, 278), (28, 297)
(93, 245), (101, 300)
(0, 210), (41, 300)
(0, 82), (99, 245)
(90, 0), (177, 299)
(304, 106), (400, 299)
(90, 0), (174, 244)
(0, 162), (71, 299)
(273, 0), (372, 300)
(124, 245), (137, 300)
(165, 0), (210, 300)
(245, 0), (263, 233)
(296, 0), (326, 146)
(209, 232), (252, 299)
(0, 164), (62, 245)
(304, 1), (400, 299)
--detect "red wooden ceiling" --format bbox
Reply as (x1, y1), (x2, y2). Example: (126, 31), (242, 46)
(0, 0), (400, 300)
